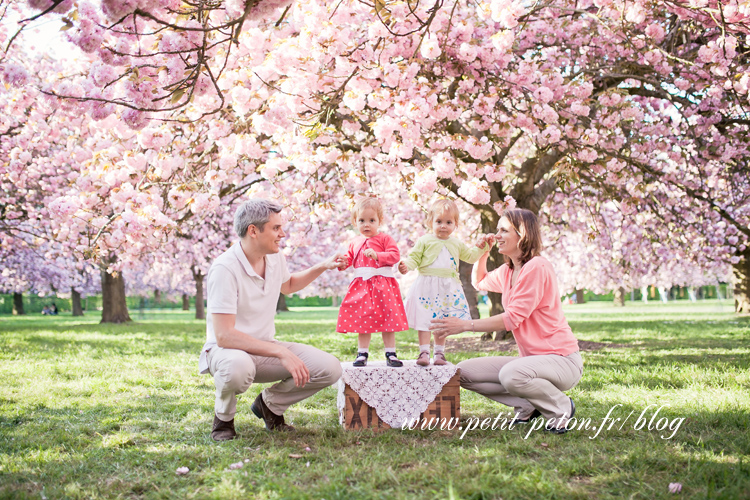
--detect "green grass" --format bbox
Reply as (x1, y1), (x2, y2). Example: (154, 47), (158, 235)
(1, 300), (749, 499)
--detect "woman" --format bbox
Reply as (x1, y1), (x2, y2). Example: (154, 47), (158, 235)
(430, 209), (582, 434)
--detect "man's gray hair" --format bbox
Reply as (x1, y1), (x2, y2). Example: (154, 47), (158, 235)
(234, 199), (283, 237)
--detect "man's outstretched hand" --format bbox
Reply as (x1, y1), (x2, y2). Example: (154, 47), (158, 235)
(320, 253), (347, 271)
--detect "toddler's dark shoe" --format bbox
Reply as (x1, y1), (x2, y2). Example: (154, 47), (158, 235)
(353, 352), (368, 367)
(385, 352), (403, 367)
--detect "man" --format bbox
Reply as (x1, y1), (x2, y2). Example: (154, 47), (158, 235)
(199, 199), (345, 441)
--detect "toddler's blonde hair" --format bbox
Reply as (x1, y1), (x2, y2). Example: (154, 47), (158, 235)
(351, 197), (384, 225)
(426, 199), (460, 228)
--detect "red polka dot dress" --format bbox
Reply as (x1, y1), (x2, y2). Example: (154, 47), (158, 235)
(336, 233), (409, 334)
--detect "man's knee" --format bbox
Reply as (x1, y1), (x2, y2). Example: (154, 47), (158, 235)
(215, 352), (256, 391)
(308, 350), (342, 384)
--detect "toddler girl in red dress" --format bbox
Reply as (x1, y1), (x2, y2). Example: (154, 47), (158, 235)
(336, 197), (409, 367)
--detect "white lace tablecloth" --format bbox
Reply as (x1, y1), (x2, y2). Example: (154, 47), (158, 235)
(337, 360), (459, 428)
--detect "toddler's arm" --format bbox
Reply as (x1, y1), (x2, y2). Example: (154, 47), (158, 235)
(400, 237), (426, 272)
(337, 242), (354, 271)
(459, 236), (492, 264)
(372, 234), (401, 266)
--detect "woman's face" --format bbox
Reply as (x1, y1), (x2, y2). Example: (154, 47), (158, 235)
(495, 216), (521, 256)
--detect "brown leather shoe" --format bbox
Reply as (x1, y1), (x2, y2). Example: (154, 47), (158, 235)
(211, 415), (236, 441)
(251, 392), (294, 431)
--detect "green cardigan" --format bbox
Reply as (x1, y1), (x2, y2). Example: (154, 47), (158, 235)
(402, 234), (489, 282)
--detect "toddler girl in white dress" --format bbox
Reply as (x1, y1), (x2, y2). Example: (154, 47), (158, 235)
(398, 199), (489, 365)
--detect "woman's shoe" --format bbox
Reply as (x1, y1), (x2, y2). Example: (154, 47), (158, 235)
(416, 351), (430, 366)
(515, 409), (541, 424)
(545, 398), (575, 434)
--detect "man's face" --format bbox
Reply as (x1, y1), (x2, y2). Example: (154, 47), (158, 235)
(255, 212), (285, 254)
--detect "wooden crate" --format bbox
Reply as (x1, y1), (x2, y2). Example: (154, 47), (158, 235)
(342, 370), (461, 430)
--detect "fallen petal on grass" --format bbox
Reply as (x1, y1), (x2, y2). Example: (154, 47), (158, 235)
(229, 462), (244, 470)
(668, 482), (682, 493)
(175, 467), (189, 476)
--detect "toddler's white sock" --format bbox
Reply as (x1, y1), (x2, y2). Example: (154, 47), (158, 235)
(434, 344), (445, 354)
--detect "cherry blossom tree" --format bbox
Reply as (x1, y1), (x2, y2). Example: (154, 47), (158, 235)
(2, 0), (749, 316)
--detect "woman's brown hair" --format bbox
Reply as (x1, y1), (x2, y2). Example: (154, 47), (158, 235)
(501, 209), (542, 269)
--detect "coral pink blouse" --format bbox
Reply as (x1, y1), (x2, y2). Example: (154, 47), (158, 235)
(473, 256), (579, 357)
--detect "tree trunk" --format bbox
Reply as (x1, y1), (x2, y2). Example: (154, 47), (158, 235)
(154, 289), (161, 305)
(332, 295), (339, 307)
(71, 289), (84, 316)
(193, 270), (205, 320)
(277, 293), (289, 312)
(101, 270), (131, 323)
(734, 248), (750, 314)
(575, 288), (585, 304)
(476, 209), (509, 341)
(12, 292), (24, 315)
(182, 293), (190, 311)
(613, 287), (626, 307)
(459, 260), (479, 320)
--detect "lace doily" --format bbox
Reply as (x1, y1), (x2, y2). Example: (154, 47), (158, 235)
(337, 360), (459, 428)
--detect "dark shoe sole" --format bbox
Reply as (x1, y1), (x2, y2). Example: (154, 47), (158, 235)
(515, 409), (542, 424)
(545, 398), (576, 434)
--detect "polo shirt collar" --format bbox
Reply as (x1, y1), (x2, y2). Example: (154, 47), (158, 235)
(233, 241), (274, 279)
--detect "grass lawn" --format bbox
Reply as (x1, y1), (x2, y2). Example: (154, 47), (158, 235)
(1, 300), (748, 499)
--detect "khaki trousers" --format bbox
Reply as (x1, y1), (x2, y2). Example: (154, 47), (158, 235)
(457, 351), (583, 423)
(207, 341), (343, 421)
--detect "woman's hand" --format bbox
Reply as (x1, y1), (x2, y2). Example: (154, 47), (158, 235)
(430, 317), (471, 341)
(363, 249), (378, 260)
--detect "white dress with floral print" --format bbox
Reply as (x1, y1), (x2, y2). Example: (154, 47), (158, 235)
(403, 246), (472, 331)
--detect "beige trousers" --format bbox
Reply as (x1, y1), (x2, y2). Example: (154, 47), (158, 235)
(206, 341), (343, 421)
(457, 351), (583, 423)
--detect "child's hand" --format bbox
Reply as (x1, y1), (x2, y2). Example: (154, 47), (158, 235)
(363, 249), (378, 260)
(397, 260), (408, 274)
(476, 234), (494, 248)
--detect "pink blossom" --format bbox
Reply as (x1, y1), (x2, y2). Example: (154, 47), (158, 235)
(457, 177), (491, 204)
(412, 169), (438, 194)
(420, 34), (441, 59)
(1, 63), (29, 87)
(534, 86), (554, 104)
(668, 482), (682, 493)
(490, 30), (514, 52)
(645, 24), (666, 42)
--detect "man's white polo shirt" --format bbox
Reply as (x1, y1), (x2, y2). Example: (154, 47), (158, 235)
(198, 242), (291, 374)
